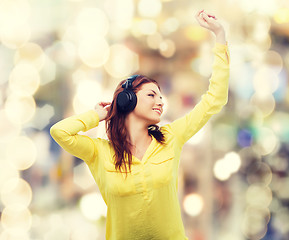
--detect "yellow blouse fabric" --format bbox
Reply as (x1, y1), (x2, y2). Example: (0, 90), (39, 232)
(50, 42), (230, 240)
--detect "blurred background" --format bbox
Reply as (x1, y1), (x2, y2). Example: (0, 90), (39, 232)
(0, 0), (289, 239)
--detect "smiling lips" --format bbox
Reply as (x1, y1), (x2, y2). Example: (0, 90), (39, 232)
(153, 108), (162, 115)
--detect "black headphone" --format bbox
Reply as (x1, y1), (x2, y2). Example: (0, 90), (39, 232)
(116, 75), (139, 113)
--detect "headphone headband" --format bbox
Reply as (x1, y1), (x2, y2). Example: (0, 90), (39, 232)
(122, 74), (140, 89)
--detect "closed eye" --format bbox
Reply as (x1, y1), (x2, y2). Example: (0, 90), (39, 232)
(148, 94), (155, 97)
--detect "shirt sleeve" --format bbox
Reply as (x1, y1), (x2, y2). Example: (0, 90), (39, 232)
(50, 110), (100, 164)
(165, 42), (230, 147)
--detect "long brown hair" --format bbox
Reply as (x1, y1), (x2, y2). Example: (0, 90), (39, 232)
(105, 75), (166, 174)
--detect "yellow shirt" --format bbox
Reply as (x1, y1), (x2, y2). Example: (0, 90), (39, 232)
(50, 43), (230, 240)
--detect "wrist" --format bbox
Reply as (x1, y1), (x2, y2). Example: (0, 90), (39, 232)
(94, 109), (105, 122)
(214, 28), (226, 45)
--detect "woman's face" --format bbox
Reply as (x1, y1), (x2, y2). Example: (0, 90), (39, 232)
(132, 83), (164, 125)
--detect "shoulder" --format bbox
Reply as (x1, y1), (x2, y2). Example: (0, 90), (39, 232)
(159, 124), (175, 143)
(160, 123), (173, 135)
(92, 137), (113, 151)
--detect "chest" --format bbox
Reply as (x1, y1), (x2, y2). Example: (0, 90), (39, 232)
(102, 146), (177, 197)
(130, 138), (153, 161)
(131, 148), (146, 161)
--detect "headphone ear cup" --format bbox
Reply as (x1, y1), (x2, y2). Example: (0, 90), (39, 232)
(116, 89), (137, 113)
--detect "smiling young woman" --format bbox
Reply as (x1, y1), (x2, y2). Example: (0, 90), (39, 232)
(50, 10), (230, 240)
(105, 76), (166, 173)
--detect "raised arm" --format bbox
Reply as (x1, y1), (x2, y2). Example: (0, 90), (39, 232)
(50, 102), (111, 164)
(164, 11), (230, 147)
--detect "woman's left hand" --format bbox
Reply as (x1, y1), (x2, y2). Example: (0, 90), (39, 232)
(195, 10), (226, 44)
(195, 10), (223, 34)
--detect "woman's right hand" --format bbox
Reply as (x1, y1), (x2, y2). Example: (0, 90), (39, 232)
(94, 102), (111, 121)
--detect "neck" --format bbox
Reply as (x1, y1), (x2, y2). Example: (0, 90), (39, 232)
(125, 115), (152, 147)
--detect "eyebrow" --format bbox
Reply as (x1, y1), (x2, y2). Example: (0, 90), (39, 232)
(149, 89), (163, 99)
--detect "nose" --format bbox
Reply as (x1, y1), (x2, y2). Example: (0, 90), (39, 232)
(156, 99), (164, 108)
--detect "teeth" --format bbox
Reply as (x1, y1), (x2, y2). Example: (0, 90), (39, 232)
(153, 109), (161, 114)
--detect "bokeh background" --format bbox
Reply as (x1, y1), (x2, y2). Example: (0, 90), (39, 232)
(0, 0), (289, 239)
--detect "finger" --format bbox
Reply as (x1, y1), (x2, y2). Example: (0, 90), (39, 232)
(97, 103), (109, 109)
(206, 13), (217, 20)
(195, 9), (205, 19)
(204, 11), (217, 20)
(100, 102), (111, 105)
(198, 12), (208, 25)
(196, 12), (207, 22)
(198, 9), (204, 16)
(196, 10), (206, 18)
(201, 12), (213, 23)
(101, 105), (110, 110)
(208, 14), (216, 20)
(195, 16), (206, 27)
(196, 15), (209, 28)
